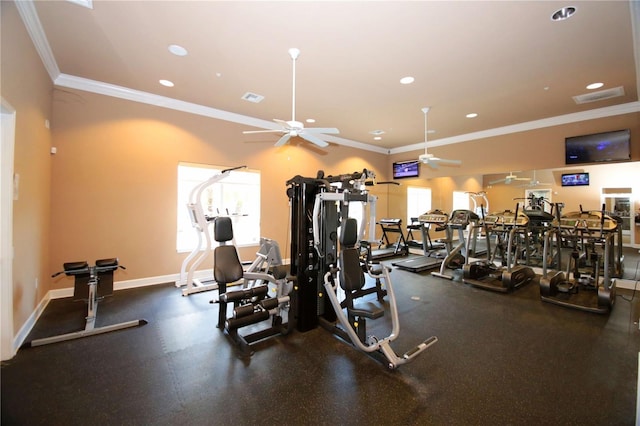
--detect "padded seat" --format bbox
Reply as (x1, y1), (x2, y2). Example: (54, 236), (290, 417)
(349, 301), (384, 319)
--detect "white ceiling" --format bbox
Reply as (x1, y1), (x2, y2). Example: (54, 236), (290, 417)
(17, 0), (640, 154)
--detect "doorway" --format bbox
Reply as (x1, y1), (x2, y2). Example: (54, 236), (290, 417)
(1, 99), (16, 360)
(602, 188), (633, 246)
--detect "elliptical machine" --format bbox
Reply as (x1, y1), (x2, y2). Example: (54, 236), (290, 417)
(463, 205), (535, 293)
(539, 204), (617, 314)
(431, 209), (480, 280)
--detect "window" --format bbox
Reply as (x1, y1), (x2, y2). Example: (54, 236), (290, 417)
(177, 163), (260, 252)
(406, 186), (432, 224)
(452, 191), (469, 212)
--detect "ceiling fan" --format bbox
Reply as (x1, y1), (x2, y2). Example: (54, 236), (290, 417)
(243, 48), (339, 148)
(489, 171), (531, 185)
(417, 107), (462, 169)
(518, 170), (552, 187)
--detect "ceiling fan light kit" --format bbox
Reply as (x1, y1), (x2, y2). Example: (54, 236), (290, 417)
(242, 48), (339, 148)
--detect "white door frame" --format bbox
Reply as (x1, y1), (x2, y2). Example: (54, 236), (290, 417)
(1, 98), (16, 360)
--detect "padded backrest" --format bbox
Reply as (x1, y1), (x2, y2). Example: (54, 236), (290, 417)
(214, 245), (244, 284)
(213, 216), (244, 284)
(339, 248), (366, 292)
(340, 217), (358, 249)
(214, 216), (234, 243)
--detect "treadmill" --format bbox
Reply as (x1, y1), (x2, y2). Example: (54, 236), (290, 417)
(463, 207), (535, 293)
(366, 218), (409, 260)
(392, 210), (449, 272)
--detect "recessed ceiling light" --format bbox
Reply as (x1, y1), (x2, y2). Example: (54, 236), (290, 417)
(306, 118), (316, 123)
(466, 113), (478, 118)
(586, 82), (604, 90)
(551, 6), (576, 21)
(400, 76), (415, 85)
(374, 136), (382, 141)
(168, 44), (188, 56)
(159, 79), (174, 87)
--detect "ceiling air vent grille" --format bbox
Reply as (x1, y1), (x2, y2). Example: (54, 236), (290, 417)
(241, 92), (264, 103)
(572, 86), (625, 104)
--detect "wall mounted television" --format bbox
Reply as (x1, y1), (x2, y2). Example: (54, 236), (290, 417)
(565, 129), (631, 165)
(561, 172), (589, 187)
(393, 161), (420, 179)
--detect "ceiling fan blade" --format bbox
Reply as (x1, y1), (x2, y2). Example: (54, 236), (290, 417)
(274, 133), (292, 147)
(489, 178), (506, 185)
(304, 127), (340, 135)
(243, 129), (284, 134)
(273, 118), (290, 128)
(435, 158), (462, 166)
(427, 161), (439, 170)
(299, 132), (329, 147)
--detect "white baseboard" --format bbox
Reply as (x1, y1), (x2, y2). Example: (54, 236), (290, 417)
(13, 290), (52, 354)
(12, 269), (210, 352)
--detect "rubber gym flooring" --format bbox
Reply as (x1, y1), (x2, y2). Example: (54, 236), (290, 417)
(2, 257), (639, 425)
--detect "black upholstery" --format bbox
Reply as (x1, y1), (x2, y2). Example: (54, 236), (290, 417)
(340, 217), (359, 248)
(214, 216), (234, 243)
(339, 249), (365, 292)
(214, 246), (244, 284)
(213, 217), (244, 284)
(339, 218), (383, 322)
(339, 218), (365, 292)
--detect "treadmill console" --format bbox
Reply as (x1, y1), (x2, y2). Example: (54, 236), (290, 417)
(556, 211), (618, 232)
(418, 211), (449, 224)
(448, 210), (479, 229)
(379, 218), (402, 225)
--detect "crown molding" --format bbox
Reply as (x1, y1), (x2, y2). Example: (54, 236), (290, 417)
(21, 0), (639, 157)
(15, 0), (60, 82)
(54, 74), (391, 154)
(390, 101), (640, 155)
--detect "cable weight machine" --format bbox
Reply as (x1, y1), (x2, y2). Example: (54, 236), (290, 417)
(287, 169), (437, 368)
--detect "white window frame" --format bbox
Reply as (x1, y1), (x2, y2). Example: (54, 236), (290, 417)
(177, 163), (260, 252)
(407, 186), (432, 224)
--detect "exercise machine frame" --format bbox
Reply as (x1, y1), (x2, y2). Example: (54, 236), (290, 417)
(23, 259), (147, 348)
(176, 165), (246, 296)
(539, 206), (617, 314)
(287, 169), (437, 368)
(463, 206), (535, 293)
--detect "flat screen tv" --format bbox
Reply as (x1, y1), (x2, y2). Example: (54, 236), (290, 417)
(565, 129), (631, 165)
(393, 161), (419, 179)
(561, 172), (589, 187)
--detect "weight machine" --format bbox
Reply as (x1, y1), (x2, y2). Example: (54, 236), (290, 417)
(210, 217), (294, 355)
(176, 165), (246, 296)
(23, 259), (147, 348)
(287, 169), (437, 368)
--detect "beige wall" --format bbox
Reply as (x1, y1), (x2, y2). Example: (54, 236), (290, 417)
(3, 0), (640, 343)
(1, 1), (54, 334)
(390, 113), (640, 178)
(49, 89), (389, 287)
(390, 113), (640, 243)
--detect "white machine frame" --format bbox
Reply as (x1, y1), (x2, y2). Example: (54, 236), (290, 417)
(176, 166), (244, 296)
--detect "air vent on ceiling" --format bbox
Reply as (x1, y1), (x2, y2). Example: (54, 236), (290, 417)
(241, 92), (264, 103)
(572, 86), (625, 104)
